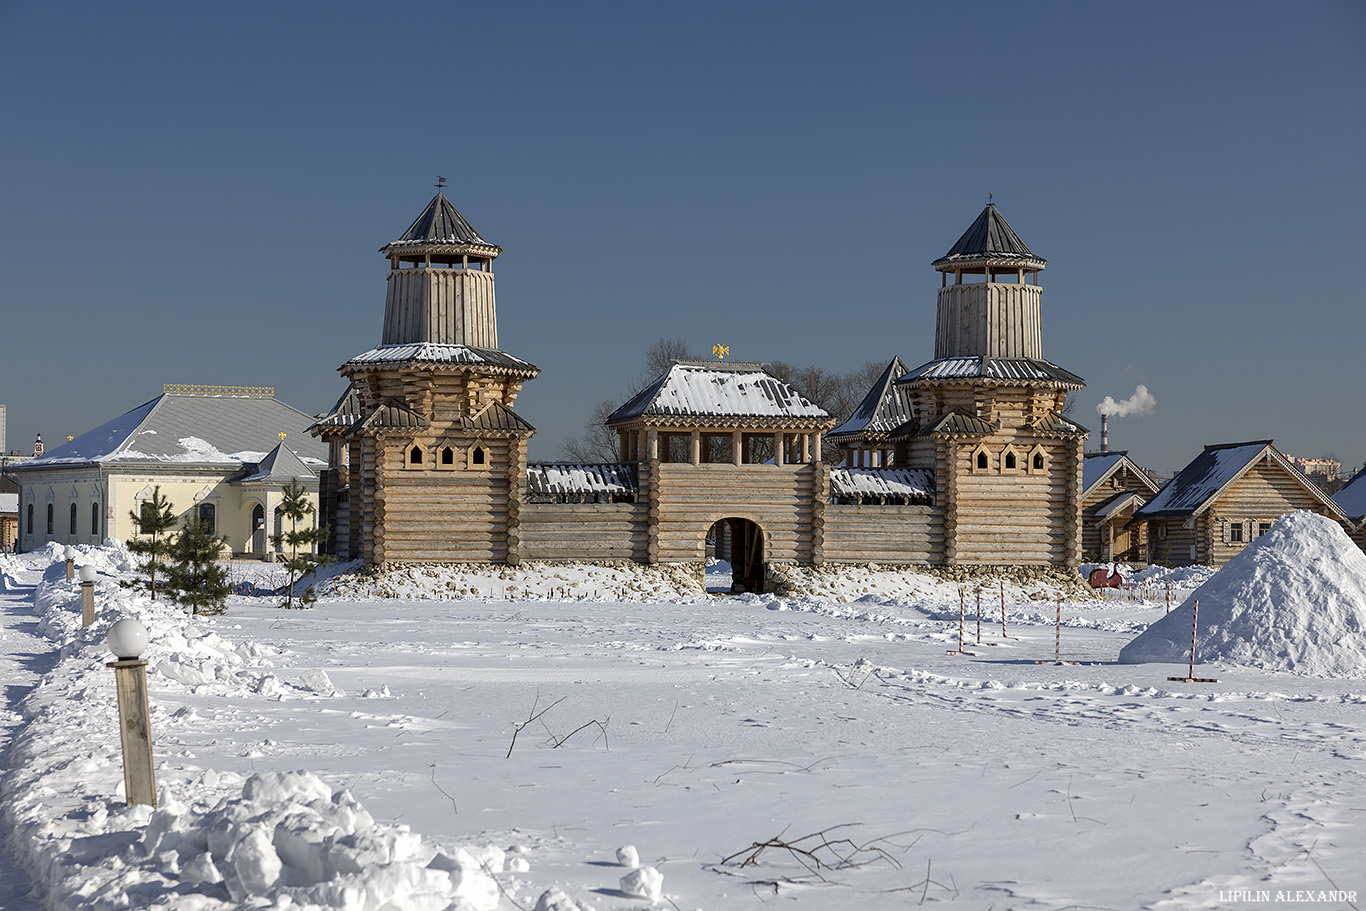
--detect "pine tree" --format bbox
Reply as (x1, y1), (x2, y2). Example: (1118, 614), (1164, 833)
(164, 519), (231, 615)
(125, 486), (179, 600)
(269, 479), (335, 608)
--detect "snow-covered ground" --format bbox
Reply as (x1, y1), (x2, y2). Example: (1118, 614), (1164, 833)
(2, 542), (1364, 910)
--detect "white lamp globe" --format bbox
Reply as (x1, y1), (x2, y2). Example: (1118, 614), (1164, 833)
(78, 564), (97, 583)
(107, 619), (150, 661)
(64, 546), (76, 561)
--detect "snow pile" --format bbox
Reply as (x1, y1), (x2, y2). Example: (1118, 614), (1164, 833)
(1119, 512), (1366, 676)
(319, 560), (706, 602)
(0, 545), (513, 910)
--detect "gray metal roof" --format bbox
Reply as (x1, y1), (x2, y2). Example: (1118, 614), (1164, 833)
(463, 401), (535, 435)
(342, 343), (539, 375)
(236, 441), (318, 485)
(357, 400), (430, 433)
(394, 193), (495, 247)
(309, 387), (362, 434)
(1332, 467), (1366, 522)
(897, 411), (1000, 438)
(828, 357), (914, 440)
(15, 392), (327, 468)
(933, 204), (1044, 267)
(526, 463), (638, 498)
(1082, 451), (1160, 499)
(607, 362), (831, 426)
(829, 467), (933, 501)
(898, 356), (1086, 389)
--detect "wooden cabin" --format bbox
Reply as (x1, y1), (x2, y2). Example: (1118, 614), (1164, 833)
(1080, 451), (1161, 562)
(1133, 440), (1352, 566)
(1331, 466), (1366, 554)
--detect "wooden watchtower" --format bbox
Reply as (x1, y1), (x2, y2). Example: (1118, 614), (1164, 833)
(314, 191), (540, 564)
(892, 204), (1088, 567)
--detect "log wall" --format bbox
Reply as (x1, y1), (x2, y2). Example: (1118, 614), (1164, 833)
(649, 463), (818, 564)
(521, 503), (650, 561)
(950, 439), (1074, 565)
(821, 505), (942, 563)
(1204, 461), (1343, 566)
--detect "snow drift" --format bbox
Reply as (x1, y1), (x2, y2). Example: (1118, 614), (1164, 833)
(1119, 511), (1366, 676)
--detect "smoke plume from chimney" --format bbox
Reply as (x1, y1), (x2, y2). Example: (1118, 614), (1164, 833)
(1096, 385), (1156, 419)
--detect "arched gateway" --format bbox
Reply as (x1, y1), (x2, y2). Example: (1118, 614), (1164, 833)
(707, 517), (765, 594)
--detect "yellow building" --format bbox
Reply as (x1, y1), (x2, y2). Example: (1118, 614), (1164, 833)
(9, 386), (325, 557)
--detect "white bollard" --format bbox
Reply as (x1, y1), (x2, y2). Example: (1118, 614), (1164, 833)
(106, 619), (157, 807)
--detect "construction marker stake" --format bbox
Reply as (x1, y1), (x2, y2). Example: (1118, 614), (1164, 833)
(947, 588), (976, 655)
(1000, 580), (1009, 638)
(1167, 598), (1218, 683)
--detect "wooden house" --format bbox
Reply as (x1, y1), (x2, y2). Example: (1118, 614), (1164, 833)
(1133, 440), (1351, 566)
(1331, 466), (1366, 554)
(6, 387), (325, 556)
(1080, 451), (1161, 562)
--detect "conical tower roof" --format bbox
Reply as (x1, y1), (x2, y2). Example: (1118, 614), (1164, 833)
(379, 192), (502, 260)
(933, 204), (1046, 271)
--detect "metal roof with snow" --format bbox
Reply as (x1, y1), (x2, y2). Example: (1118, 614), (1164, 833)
(606, 361), (832, 427)
(379, 192), (502, 259)
(235, 441), (318, 485)
(526, 463), (638, 499)
(11, 392), (327, 469)
(341, 343), (539, 376)
(828, 358), (913, 441)
(1082, 451), (1161, 500)
(829, 467), (933, 502)
(1135, 441), (1347, 521)
(897, 356), (1085, 389)
(932, 204), (1047, 270)
(1331, 467), (1366, 522)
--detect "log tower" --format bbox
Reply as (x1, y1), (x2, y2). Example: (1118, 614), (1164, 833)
(314, 191), (540, 565)
(894, 204), (1088, 567)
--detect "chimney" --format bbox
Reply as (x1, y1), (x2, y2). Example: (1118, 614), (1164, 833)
(1101, 414), (1108, 453)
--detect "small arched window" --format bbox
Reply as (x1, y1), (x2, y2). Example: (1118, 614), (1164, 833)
(91, 502), (101, 538)
(1005, 452), (1017, 470)
(976, 451), (988, 470)
(441, 446), (455, 465)
(409, 445), (423, 465)
(472, 446), (486, 466)
(198, 502), (216, 535)
(27, 503), (33, 536)
(1033, 453), (1044, 470)
(47, 504), (54, 535)
(69, 503), (77, 535)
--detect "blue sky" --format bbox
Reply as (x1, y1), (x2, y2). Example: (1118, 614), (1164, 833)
(2, 1), (1363, 476)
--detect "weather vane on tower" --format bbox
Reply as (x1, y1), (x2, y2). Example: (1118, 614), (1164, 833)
(435, 176), (447, 190)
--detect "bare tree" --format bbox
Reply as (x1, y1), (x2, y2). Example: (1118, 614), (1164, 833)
(560, 399), (622, 462)
(637, 336), (697, 387)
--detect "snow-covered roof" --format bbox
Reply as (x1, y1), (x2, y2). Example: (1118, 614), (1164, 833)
(393, 192), (494, 247)
(1093, 490), (1147, 524)
(829, 467), (933, 501)
(342, 343), (537, 375)
(933, 204), (1044, 267)
(1136, 441), (1346, 521)
(11, 393), (327, 470)
(897, 356), (1085, 389)
(1332, 468), (1366, 522)
(828, 358), (913, 440)
(607, 362), (831, 426)
(1082, 451), (1160, 499)
(0, 493), (17, 515)
(526, 463), (638, 498)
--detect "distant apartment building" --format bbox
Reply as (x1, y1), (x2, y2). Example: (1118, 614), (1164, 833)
(1289, 456), (1341, 483)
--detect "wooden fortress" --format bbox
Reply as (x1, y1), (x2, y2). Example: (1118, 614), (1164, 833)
(313, 195), (1090, 587)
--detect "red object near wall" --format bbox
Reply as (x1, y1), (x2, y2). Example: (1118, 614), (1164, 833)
(1088, 567), (1124, 589)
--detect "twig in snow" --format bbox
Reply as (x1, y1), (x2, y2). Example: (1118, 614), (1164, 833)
(429, 763), (457, 815)
(663, 698), (679, 734)
(506, 692), (565, 758)
(550, 715), (611, 751)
